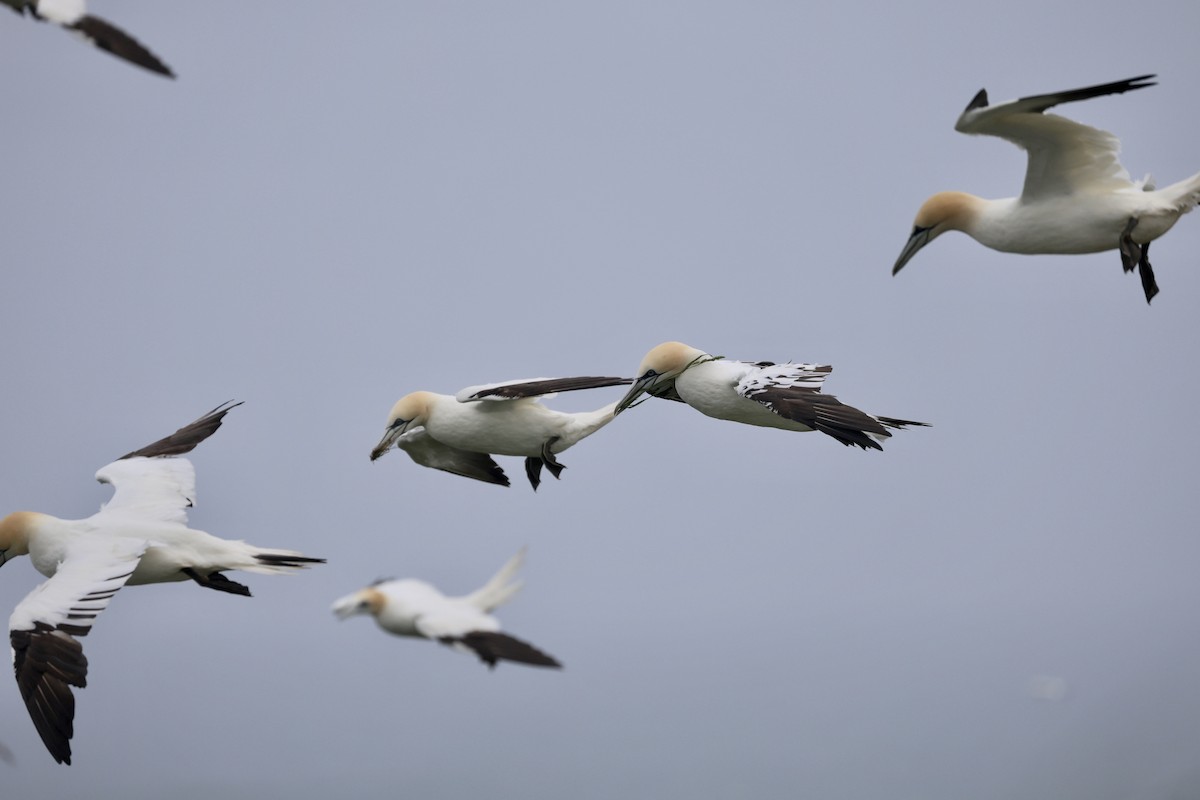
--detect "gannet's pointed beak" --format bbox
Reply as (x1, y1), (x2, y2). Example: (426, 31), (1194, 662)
(370, 422), (409, 461)
(614, 376), (655, 415)
(331, 591), (367, 620)
(893, 226), (932, 275)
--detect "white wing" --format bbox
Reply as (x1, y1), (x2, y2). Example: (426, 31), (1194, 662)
(94, 456), (196, 526)
(954, 76), (1155, 200)
(735, 362), (832, 397)
(10, 537), (147, 765)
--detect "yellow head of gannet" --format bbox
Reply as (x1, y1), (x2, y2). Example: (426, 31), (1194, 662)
(0, 511), (37, 566)
(893, 191), (985, 274)
(614, 341), (712, 414)
(370, 391), (437, 461)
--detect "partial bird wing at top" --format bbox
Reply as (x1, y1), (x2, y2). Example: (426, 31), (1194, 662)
(9, 537), (147, 765)
(954, 75), (1156, 201)
(395, 428), (510, 487)
(457, 376), (631, 402)
(69, 14), (175, 77)
(118, 401), (241, 460)
(94, 402), (241, 525)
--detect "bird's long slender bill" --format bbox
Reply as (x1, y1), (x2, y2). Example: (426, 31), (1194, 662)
(370, 425), (406, 461)
(614, 378), (654, 415)
(893, 226), (931, 275)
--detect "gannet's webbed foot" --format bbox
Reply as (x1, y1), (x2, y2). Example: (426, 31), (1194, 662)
(524, 457), (544, 491)
(1137, 240), (1159, 303)
(182, 567), (252, 597)
(541, 438), (565, 480)
(1118, 217), (1141, 274)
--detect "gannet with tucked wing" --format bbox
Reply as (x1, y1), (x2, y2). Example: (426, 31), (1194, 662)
(614, 342), (927, 449)
(0, 402), (323, 765)
(332, 548), (561, 670)
(894, 75), (1200, 302)
(2, 0), (173, 77)
(370, 375), (631, 490)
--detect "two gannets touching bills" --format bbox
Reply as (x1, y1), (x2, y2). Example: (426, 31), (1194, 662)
(894, 75), (1200, 302)
(0, 402), (323, 764)
(2, 0), (173, 77)
(332, 548), (561, 670)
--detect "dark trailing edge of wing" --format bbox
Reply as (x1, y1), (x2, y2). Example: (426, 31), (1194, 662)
(441, 631), (562, 669)
(466, 376), (632, 400)
(12, 623), (88, 765)
(70, 16), (175, 78)
(753, 388), (928, 450)
(119, 401), (242, 460)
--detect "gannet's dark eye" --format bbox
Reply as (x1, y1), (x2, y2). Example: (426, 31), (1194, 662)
(389, 418), (407, 430)
(639, 369), (658, 381)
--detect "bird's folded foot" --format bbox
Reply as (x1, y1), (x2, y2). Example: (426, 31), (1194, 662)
(524, 457), (544, 491)
(1118, 217), (1141, 274)
(1137, 240), (1159, 303)
(541, 438), (565, 480)
(182, 567), (252, 597)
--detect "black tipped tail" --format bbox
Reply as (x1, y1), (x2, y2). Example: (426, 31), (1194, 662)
(444, 631), (562, 670)
(254, 553), (326, 569)
(876, 416), (931, 431)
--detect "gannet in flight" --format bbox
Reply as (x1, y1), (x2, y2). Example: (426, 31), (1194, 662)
(893, 75), (1200, 303)
(2, 0), (173, 77)
(0, 402), (323, 765)
(332, 548), (561, 670)
(370, 375), (632, 490)
(614, 342), (927, 449)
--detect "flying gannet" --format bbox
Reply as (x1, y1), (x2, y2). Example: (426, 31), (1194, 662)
(0, 402), (323, 764)
(2, 0), (173, 77)
(894, 75), (1200, 302)
(370, 375), (631, 490)
(614, 341), (927, 449)
(332, 548), (561, 670)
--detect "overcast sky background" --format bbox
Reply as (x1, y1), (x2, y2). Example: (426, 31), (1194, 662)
(2, 1), (1199, 797)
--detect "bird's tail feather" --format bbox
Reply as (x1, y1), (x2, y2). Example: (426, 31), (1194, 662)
(465, 548), (526, 611)
(1159, 170), (1200, 212)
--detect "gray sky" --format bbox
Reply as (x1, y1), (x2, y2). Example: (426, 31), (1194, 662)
(2, 1), (1200, 797)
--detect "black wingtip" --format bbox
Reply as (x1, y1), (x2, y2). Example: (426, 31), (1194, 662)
(119, 400), (242, 460)
(964, 87), (989, 113)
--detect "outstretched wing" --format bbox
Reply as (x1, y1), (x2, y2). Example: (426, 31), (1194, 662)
(954, 75), (1155, 200)
(416, 611), (560, 669)
(396, 428), (510, 487)
(737, 363), (898, 450)
(457, 376), (631, 403)
(68, 15), (174, 77)
(95, 402), (242, 525)
(10, 538), (147, 765)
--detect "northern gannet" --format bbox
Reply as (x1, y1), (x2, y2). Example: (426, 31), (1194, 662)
(2, 0), (173, 77)
(332, 548), (561, 670)
(614, 342), (927, 449)
(0, 402), (323, 765)
(370, 375), (631, 490)
(894, 75), (1200, 303)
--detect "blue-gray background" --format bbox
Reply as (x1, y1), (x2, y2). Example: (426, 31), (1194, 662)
(2, 1), (1199, 797)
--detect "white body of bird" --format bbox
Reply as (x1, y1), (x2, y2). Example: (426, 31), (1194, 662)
(894, 75), (1200, 302)
(0, 402), (323, 765)
(332, 549), (560, 670)
(371, 376), (632, 489)
(615, 342), (926, 450)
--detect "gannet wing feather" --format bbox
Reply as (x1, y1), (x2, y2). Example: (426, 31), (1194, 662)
(9, 538), (147, 765)
(395, 429), (510, 487)
(457, 376), (631, 403)
(955, 75), (1156, 200)
(737, 363), (897, 449)
(95, 402), (241, 525)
